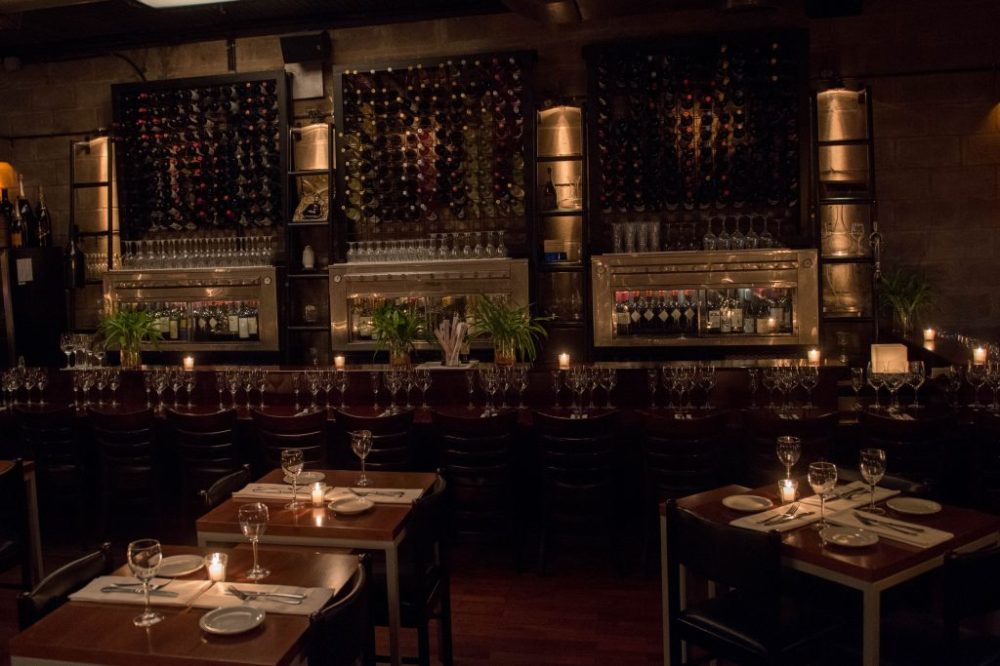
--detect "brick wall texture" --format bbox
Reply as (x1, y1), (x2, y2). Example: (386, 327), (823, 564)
(0, 0), (998, 329)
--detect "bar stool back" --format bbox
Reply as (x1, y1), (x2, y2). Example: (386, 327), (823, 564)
(744, 410), (837, 487)
(165, 408), (242, 509)
(250, 408), (328, 472)
(332, 409), (416, 471)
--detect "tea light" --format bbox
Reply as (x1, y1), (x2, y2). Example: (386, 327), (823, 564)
(182, 356), (195, 371)
(334, 355), (346, 370)
(807, 349), (821, 366)
(767, 317), (777, 333)
(779, 479), (798, 504)
(205, 553), (227, 582)
(311, 482), (326, 506)
(974, 347), (988, 365)
(558, 353), (570, 370)
(923, 328), (936, 342)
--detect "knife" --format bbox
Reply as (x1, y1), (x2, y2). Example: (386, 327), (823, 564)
(100, 587), (179, 597)
(854, 512), (922, 535)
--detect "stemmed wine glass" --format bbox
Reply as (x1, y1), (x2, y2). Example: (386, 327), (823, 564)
(646, 368), (659, 409)
(969, 362), (988, 409)
(866, 362), (884, 410)
(238, 503), (270, 581)
(747, 368), (760, 409)
(371, 371), (382, 409)
(466, 370), (478, 410)
(281, 448), (305, 510)
(336, 370), (349, 409)
(908, 361), (925, 409)
(127, 538), (164, 627)
(859, 448), (887, 515)
(799, 366), (819, 409)
(184, 372), (196, 408)
(416, 369), (432, 408)
(776, 436), (801, 480)
(107, 370), (120, 407)
(884, 371), (906, 412)
(60, 333), (74, 368)
(35, 369), (49, 405)
(850, 367), (865, 411)
(352, 430), (373, 487)
(808, 461), (838, 530)
(215, 371), (226, 408)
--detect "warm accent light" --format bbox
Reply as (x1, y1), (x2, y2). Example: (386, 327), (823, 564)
(807, 349), (821, 366)
(923, 328), (936, 342)
(0, 163), (16, 191)
(974, 347), (988, 365)
(558, 353), (570, 370)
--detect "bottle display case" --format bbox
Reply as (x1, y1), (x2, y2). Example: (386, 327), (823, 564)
(102, 266), (279, 351)
(329, 258), (528, 352)
(591, 249), (819, 347)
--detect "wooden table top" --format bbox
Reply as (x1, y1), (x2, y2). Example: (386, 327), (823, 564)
(669, 484), (1000, 583)
(9, 544), (357, 666)
(196, 469), (438, 543)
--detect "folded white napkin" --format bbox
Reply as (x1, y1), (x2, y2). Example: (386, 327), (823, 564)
(232, 483), (312, 501)
(326, 487), (423, 505)
(827, 509), (953, 549)
(192, 582), (333, 616)
(802, 481), (901, 513)
(889, 412), (916, 421)
(730, 502), (822, 533)
(69, 576), (211, 607)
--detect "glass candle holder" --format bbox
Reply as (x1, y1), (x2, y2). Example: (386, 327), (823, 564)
(311, 482), (327, 506)
(205, 552), (228, 582)
(779, 479), (798, 504)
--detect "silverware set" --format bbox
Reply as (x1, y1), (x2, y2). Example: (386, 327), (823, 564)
(854, 511), (925, 536)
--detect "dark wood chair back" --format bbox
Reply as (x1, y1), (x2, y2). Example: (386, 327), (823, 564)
(744, 410), (837, 486)
(14, 406), (85, 504)
(200, 464), (251, 510)
(88, 408), (158, 497)
(307, 554), (374, 666)
(332, 409), (416, 471)
(165, 408), (242, 503)
(251, 409), (328, 470)
(640, 410), (727, 501)
(859, 410), (956, 492)
(0, 458), (31, 590)
(401, 473), (449, 601)
(16, 542), (113, 630)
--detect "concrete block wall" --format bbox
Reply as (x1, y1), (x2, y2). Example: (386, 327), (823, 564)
(0, 0), (998, 330)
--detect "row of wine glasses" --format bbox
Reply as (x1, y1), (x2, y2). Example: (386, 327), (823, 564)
(2, 367), (49, 405)
(345, 230), (507, 263)
(370, 367), (433, 414)
(465, 365), (531, 414)
(855, 362), (926, 411)
(214, 369), (267, 409)
(59, 333), (105, 368)
(143, 368), (197, 410)
(550, 366), (617, 415)
(119, 235), (275, 269)
(71, 369), (121, 407)
(756, 366), (821, 410)
(299, 370), (349, 409)
(647, 364), (715, 411)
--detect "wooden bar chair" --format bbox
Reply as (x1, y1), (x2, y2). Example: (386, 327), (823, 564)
(165, 408), (243, 511)
(17, 543), (113, 630)
(744, 410), (838, 487)
(332, 408), (417, 471)
(250, 408), (329, 473)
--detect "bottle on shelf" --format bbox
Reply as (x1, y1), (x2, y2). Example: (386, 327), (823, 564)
(541, 167), (557, 211)
(16, 175), (37, 247)
(0, 188), (13, 248)
(9, 192), (24, 249)
(65, 224), (86, 288)
(34, 185), (51, 248)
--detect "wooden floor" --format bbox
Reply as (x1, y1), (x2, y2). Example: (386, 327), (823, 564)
(0, 535), (663, 666)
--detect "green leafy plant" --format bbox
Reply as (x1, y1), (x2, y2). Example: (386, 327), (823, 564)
(469, 295), (549, 363)
(97, 308), (163, 352)
(879, 266), (933, 335)
(370, 300), (424, 357)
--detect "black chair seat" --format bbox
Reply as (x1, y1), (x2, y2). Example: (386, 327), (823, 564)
(676, 593), (839, 662)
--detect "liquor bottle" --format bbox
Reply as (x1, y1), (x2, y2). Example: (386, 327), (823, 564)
(35, 186), (52, 247)
(541, 167), (557, 211)
(247, 301), (259, 338)
(16, 175), (37, 247)
(65, 224), (86, 288)
(1, 189), (14, 247)
(168, 304), (180, 341)
(238, 302), (250, 340)
(9, 196), (24, 248)
(227, 303), (240, 339)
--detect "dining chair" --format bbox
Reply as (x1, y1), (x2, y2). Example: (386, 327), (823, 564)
(663, 500), (841, 665)
(200, 464), (252, 510)
(859, 410), (956, 500)
(87, 407), (161, 538)
(639, 409), (727, 573)
(164, 408), (244, 511)
(743, 410), (837, 487)
(16, 542), (113, 630)
(432, 409), (523, 566)
(370, 473), (452, 666)
(332, 408), (417, 471)
(0, 458), (32, 591)
(307, 553), (375, 666)
(532, 410), (622, 575)
(250, 408), (328, 474)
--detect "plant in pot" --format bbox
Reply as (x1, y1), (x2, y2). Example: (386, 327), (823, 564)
(469, 295), (548, 366)
(97, 308), (162, 370)
(370, 300), (424, 366)
(879, 266), (933, 338)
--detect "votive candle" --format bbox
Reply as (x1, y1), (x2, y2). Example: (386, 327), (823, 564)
(311, 482), (326, 506)
(923, 328), (936, 342)
(779, 479), (798, 504)
(974, 347), (987, 365)
(183, 356), (195, 371)
(205, 553), (227, 582)
(334, 355), (346, 370)
(807, 349), (821, 366)
(558, 353), (570, 370)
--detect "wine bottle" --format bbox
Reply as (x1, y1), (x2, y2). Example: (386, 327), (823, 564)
(16, 175), (35, 247)
(541, 167), (557, 211)
(0, 189), (13, 248)
(35, 185), (52, 247)
(65, 224), (85, 288)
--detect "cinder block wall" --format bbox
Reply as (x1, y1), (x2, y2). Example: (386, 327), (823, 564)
(1, 0), (998, 330)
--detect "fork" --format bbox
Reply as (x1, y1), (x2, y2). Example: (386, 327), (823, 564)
(759, 503), (799, 525)
(227, 587), (304, 605)
(348, 488), (405, 498)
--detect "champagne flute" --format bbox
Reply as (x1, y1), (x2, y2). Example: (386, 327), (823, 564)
(352, 430), (373, 487)
(281, 448), (305, 510)
(238, 503), (270, 581)
(859, 448), (887, 515)
(808, 462), (838, 530)
(127, 538), (163, 627)
(776, 436), (801, 479)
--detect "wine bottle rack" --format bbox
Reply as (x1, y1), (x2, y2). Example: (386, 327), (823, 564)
(333, 52), (536, 261)
(111, 71), (289, 242)
(585, 32), (809, 254)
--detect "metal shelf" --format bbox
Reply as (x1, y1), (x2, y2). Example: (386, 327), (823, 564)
(287, 272), (329, 280)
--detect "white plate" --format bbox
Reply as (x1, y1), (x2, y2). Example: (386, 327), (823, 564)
(157, 554), (205, 577)
(721, 495), (774, 512)
(821, 526), (879, 548)
(199, 606), (266, 635)
(328, 497), (375, 515)
(284, 471), (324, 485)
(886, 497), (942, 515)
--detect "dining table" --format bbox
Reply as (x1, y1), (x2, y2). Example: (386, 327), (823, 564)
(8, 543), (358, 666)
(196, 468), (439, 666)
(1, 458), (44, 585)
(660, 483), (1000, 666)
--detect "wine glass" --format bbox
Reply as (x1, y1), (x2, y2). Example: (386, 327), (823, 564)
(215, 371), (226, 408)
(747, 368), (760, 409)
(184, 372), (196, 408)
(866, 362), (884, 410)
(799, 366), (819, 409)
(238, 503), (270, 581)
(859, 448), (887, 515)
(281, 448), (305, 510)
(808, 461), (838, 530)
(417, 368), (432, 408)
(776, 436), (801, 479)
(969, 362), (988, 409)
(908, 361), (926, 409)
(851, 367), (865, 411)
(884, 371), (906, 412)
(107, 369), (120, 407)
(35, 369), (49, 405)
(59, 333), (74, 368)
(550, 370), (562, 409)
(466, 370), (477, 410)
(352, 430), (373, 487)
(127, 538), (163, 627)
(336, 370), (349, 409)
(646, 368), (659, 409)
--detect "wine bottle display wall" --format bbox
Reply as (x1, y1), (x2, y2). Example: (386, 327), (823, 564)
(590, 36), (803, 250)
(337, 54), (531, 243)
(113, 76), (284, 238)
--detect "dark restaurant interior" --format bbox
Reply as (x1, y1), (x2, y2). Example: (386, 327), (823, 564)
(1, 0), (1000, 664)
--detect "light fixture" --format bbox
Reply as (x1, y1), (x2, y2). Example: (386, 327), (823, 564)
(0, 162), (16, 191)
(136, 0), (239, 8)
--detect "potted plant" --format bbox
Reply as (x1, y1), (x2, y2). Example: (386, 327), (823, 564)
(879, 266), (933, 337)
(370, 300), (424, 366)
(97, 308), (162, 369)
(470, 295), (548, 366)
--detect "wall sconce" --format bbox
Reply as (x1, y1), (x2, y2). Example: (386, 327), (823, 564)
(0, 162), (17, 191)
